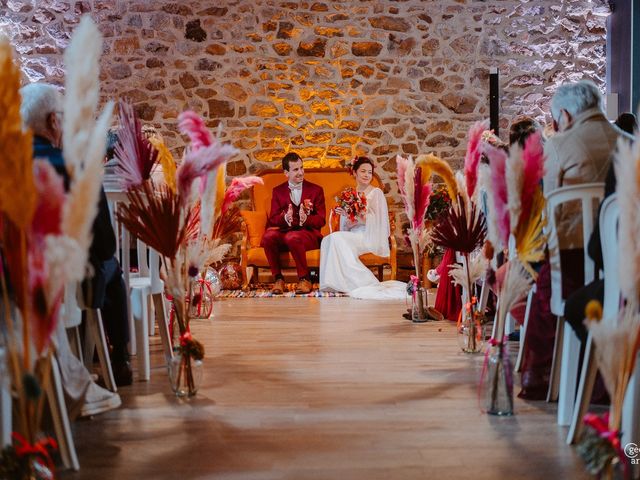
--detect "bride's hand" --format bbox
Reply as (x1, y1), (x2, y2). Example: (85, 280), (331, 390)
(334, 207), (346, 216)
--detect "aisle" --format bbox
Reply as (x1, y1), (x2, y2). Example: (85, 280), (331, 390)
(61, 297), (589, 480)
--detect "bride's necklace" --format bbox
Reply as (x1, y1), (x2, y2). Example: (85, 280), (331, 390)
(357, 185), (371, 194)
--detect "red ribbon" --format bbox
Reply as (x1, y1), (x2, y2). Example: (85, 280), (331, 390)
(583, 412), (629, 476)
(409, 275), (419, 299)
(179, 330), (192, 348)
(12, 432), (58, 474)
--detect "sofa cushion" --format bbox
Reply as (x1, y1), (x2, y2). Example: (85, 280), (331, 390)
(240, 210), (267, 248)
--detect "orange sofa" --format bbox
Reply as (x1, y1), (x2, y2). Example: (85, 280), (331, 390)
(240, 168), (397, 288)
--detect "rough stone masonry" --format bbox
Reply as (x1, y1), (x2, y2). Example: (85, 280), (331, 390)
(2, 0), (608, 251)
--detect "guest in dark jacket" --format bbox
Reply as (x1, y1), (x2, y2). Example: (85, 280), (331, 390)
(21, 82), (132, 386)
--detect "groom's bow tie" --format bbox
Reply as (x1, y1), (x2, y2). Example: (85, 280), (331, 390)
(289, 183), (302, 192)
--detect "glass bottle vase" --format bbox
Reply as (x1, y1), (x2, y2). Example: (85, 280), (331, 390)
(411, 286), (428, 322)
(458, 304), (484, 353)
(168, 352), (203, 397)
(483, 342), (514, 416)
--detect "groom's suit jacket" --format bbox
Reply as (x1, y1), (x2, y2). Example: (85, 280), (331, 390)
(266, 180), (326, 242)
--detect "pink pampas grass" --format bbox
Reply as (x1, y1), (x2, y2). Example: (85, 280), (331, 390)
(483, 142), (510, 247)
(178, 110), (214, 150)
(115, 100), (158, 189)
(519, 131), (545, 226)
(221, 176), (264, 214)
(464, 120), (489, 198)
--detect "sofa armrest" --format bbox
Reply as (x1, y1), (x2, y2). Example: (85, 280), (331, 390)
(388, 212), (397, 280)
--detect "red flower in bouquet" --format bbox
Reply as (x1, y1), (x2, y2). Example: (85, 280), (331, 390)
(334, 187), (367, 223)
(302, 198), (314, 215)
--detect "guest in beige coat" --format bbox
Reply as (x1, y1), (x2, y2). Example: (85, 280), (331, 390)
(519, 80), (627, 400)
(543, 79), (624, 250)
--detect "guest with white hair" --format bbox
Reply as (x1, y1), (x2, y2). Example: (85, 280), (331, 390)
(20, 82), (129, 414)
(519, 79), (627, 400)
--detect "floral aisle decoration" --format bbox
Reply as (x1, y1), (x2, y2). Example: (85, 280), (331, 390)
(116, 109), (238, 396)
(576, 128), (640, 480)
(396, 155), (432, 322)
(0, 17), (112, 478)
(478, 129), (545, 414)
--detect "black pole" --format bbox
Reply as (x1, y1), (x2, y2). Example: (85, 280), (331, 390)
(489, 68), (499, 136)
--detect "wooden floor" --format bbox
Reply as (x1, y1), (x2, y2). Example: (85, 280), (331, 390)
(60, 296), (590, 480)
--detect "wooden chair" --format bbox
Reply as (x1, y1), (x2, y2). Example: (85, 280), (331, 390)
(544, 183), (604, 427)
(0, 347), (10, 447)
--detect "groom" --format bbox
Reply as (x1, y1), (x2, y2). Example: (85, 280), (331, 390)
(261, 152), (326, 294)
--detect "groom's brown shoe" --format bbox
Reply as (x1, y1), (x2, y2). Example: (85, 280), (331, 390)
(295, 279), (312, 294)
(271, 278), (285, 295)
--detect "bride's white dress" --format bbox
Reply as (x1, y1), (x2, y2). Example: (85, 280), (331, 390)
(319, 187), (408, 299)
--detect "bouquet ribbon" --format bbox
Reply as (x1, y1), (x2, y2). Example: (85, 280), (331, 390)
(583, 412), (628, 476)
(409, 275), (420, 299)
(12, 432), (58, 473)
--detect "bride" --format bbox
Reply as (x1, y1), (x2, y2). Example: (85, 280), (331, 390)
(320, 157), (407, 299)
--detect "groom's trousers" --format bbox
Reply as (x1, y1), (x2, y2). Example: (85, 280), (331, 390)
(261, 229), (320, 279)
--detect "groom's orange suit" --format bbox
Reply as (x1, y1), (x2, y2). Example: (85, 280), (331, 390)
(260, 180), (326, 279)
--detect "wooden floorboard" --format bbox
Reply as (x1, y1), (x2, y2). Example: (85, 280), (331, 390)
(60, 296), (590, 480)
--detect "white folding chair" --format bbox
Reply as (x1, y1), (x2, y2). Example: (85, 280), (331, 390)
(0, 347), (10, 448)
(566, 194), (618, 443)
(544, 183), (604, 428)
(46, 356), (80, 471)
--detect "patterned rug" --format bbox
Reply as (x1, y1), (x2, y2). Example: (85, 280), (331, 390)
(218, 284), (347, 298)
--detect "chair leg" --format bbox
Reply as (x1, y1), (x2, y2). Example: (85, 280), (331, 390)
(87, 309), (117, 393)
(515, 288), (534, 373)
(0, 350), (10, 447)
(567, 334), (598, 444)
(557, 320), (581, 426)
(47, 357), (80, 471)
(67, 326), (83, 364)
(152, 292), (174, 365)
(377, 266), (383, 281)
(547, 316), (565, 403)
(134, 290), (151, 381)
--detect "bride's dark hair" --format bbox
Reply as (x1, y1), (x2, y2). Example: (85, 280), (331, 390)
(351, 156), (374, 174)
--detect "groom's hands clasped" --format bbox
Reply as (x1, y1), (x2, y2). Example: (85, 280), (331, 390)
(284, 204), (294, 226)
(299, 204), (307, 225)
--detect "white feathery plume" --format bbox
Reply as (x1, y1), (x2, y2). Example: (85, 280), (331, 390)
(449, 252), (488, 288)
(205, 239), (231, 265)
(506, 142), (524, 235)
(587, 302), (640, 428)
(494, 259), (532, 340)
(615, 134), (640, 302)
(403, 156), (416, 225)
(478, 163), (501, 252)
(61, 15), (113, 268)
(455, 169), (470, 214)
(199, 166), (220, 239)
(44, 235), (85, 293)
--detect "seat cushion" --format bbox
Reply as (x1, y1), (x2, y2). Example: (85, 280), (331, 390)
(240, 210), (267, 248)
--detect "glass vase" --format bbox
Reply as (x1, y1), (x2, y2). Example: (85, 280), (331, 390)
(168, 352), (203, 397)
(458, 303), (484, 353)
(411, 286), (428, 323)
(483, 342), (514, 416)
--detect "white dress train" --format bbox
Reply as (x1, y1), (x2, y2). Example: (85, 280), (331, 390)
(319, 187), (408, 300)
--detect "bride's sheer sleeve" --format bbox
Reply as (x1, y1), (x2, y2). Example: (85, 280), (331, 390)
(364, 188), (391, 256)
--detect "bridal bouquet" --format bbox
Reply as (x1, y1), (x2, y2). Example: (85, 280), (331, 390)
(334, 187), (367, 223)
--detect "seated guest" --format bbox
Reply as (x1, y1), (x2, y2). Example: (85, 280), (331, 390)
(20, 82), (133, 386)
(261, 152), (326, 294)
(320, 157), (406, 299)
(519, 80), (625, 399)
(564, 112), (636, 347)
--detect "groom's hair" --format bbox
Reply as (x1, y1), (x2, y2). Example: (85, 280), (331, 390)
(282, 152), (301, 171)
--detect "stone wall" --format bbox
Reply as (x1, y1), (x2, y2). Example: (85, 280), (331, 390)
(2, 0), (608, 248)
